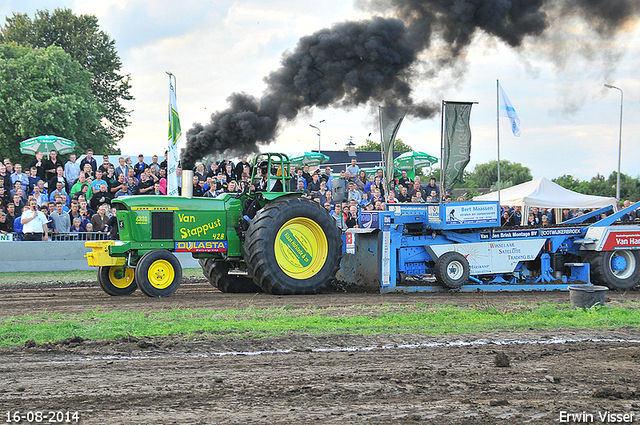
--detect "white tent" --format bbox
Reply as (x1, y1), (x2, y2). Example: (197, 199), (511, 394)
(473, 177), (617, 224)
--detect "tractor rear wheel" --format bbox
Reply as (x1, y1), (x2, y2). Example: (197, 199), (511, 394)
(435, 251), (470, 288)
(135, 250), (183, 297)
(199, 258), (262, 293)
(97, 266), (137, 296)
(244, 197), (342, 295)
(590, 250), (640, 290)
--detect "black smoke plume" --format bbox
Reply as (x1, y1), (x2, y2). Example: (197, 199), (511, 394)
(181, 0), (640, 169)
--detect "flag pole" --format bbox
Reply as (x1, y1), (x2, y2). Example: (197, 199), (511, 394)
(439, 100), (445, 204)
(167, 71), (182, 196)
(496, 79), (501, 211)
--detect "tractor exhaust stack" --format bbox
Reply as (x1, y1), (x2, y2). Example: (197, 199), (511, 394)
(182, 170), (193, 198)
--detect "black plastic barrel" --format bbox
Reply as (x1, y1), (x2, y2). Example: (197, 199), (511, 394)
(568, 284), (608, 308)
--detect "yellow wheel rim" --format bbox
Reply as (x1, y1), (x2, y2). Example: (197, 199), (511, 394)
(108, 266), (135, 289)
(274, 217), (328, 280)
(147, 259), (175, 289)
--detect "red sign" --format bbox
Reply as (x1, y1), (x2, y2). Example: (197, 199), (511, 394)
(602, 231), (640, 250)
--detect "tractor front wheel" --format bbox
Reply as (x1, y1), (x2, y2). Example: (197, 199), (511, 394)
(135, 250), (183, 297)
(97, 266), (137, 296)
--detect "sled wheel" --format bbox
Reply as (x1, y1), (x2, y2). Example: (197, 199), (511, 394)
(244, 197), (342, 295)
(435, 251), (470, 288)
(97, 266), (137, 296)
(199, 258), (262, 293)
(135, 250), (183, 297)
(590, 250), (640, 290)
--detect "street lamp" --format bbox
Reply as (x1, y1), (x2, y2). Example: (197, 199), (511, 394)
(309, 122), (322, 153)
(604, 84), (623, 200)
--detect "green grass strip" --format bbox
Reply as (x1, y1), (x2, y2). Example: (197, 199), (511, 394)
(1, 302), (639, 347)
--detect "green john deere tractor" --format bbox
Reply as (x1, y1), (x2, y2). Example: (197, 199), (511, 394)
(85, 153), (342, 297)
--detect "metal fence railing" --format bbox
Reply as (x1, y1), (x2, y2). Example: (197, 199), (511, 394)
(0, 232), (111, 242)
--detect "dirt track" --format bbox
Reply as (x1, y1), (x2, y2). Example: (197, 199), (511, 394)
(1, 280), (640, 424)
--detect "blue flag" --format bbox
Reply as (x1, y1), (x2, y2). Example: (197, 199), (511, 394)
(499, 84), (521, 137)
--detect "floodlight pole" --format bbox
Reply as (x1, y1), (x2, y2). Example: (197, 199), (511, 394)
(604, 84), (623, 201)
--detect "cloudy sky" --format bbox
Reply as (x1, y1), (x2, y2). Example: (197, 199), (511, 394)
(2, 0), (639, 181)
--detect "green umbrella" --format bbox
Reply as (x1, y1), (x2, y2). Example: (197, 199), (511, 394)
(288, 151), (330, 167)
(20, 135), (75, 157)
(393, 151), (438, 180)
(393, 151), (438, 169)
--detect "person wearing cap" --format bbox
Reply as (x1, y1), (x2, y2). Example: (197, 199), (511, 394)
(134, 154), (148, 177)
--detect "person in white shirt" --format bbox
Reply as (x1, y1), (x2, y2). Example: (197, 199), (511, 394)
(21, 198), (49, 241)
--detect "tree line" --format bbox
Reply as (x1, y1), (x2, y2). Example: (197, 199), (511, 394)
(0, 8), (132, 164)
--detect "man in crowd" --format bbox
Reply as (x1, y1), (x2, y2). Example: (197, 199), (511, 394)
(12, 193), (25, 216)
(321, 166), (334, 191)
(32, 184), (48, 207)
(424, 177), (439, 197)
(138, 172), (155, 195)
(11, 163), (30, 192)
(234, 157), (251, 181)
(125, 168), (139, 195)
(114, 157), (127, 179)
(134, 154), (148, 177)
(48, 166), (67, 193)
(28, 167), (42, 193)
(28, 151), (46, 181)
(20, 198), (49, 241)
(49, 181), (70, 206)
(98, 155), (113, 174)
(64, 153), (80, 190)
(307, 171), (321, 196)
(91, 183), (113, 211)
(91, 169), (107, 192)
(111, 173), (128, 198)
(44, 150), (62, 182)
(90, 204), (110, 234)
(346, 158), (359, 176)
(80, 149), (98, 174)
(50, 201), (71, 236)
(5, 202), (15, 232)
(70, 173), (93, 200)
(347, 181), (363, 203)
(0, 163), (11, 189)
(397, 170), (412, 189)
(150, 154), (161, 170)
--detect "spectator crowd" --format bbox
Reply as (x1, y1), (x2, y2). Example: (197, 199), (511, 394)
(0, 149), (175, 240)
(290, 158), (453, 230)
(2, 151), (635, 240)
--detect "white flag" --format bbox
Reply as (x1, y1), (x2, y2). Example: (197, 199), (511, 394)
(499, 83), (521, 137)
(167, 74), (182, 196)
